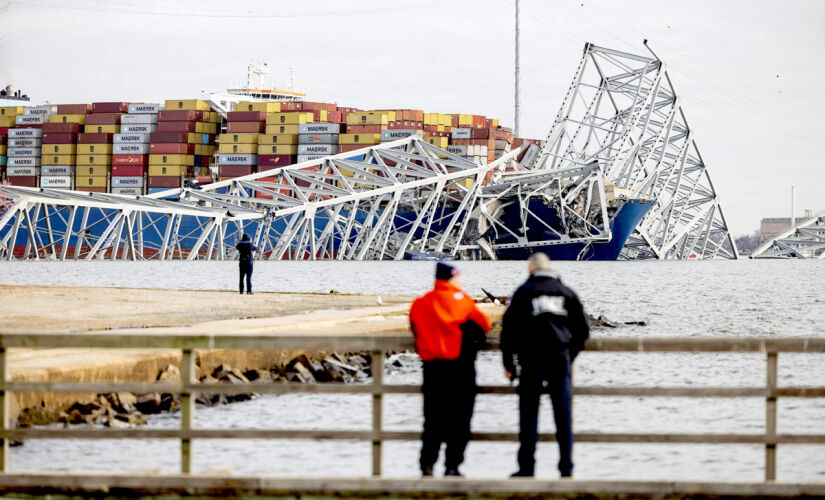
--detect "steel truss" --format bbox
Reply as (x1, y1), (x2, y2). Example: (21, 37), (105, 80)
(0, 138), (521, 261)
(750, 211), (825, 259)
(531, 43), (737, 259)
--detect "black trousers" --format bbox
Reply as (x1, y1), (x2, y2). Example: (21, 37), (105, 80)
(420, 359), (476, 471)
(239, 261), (252, 293)
(517, 354), (573, 476)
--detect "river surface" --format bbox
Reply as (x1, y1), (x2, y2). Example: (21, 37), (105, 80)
(2, 260), (824, 481)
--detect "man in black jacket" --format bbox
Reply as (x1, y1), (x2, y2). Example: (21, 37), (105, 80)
(501, 252), (590, 478)
(235, 234), (256, 294)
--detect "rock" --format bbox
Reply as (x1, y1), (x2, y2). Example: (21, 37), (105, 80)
(103, 392), (137, 414)
(285, 355), (313, 373)
(135, 393), (163, 414)
(329, 289), (340, 294)
(157, 364), (181, 383)
(159, 394), (179, 412)
(243, 369), (273, 383)
(106, 412), (147, 427)
(17, 405), (60, 427)
(291, 362), (315, 383)
(215, 367), (249, 385)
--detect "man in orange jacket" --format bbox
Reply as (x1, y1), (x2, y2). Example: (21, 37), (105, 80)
(409, 263), (492, 477)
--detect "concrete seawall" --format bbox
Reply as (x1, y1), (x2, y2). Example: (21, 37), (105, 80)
(0, 285), (504, 421)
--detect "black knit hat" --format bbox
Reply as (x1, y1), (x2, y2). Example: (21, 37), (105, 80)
(435, 262), (458, 281)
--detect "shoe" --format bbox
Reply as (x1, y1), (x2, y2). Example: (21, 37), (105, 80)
(421, 465), (433, 477)
(239, 291), (243, 295)
(510, 469), (534, 478)
(247, 291), (253, 295)
(444, 468), (462, 477)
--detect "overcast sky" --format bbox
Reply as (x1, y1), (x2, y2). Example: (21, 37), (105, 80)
(1, 0), (823, 235)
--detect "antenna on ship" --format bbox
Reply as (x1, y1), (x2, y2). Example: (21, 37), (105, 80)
(247, 60), (270, 89)
(288, 67), (295, 91)
(514, 0), (521, 137)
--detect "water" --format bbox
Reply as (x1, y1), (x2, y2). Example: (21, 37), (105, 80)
(3, 260), (824, 481)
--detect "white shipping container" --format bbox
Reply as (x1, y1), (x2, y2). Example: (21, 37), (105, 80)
(299, 123), (340, 134)
(380, 129), (423, 141)
(8, 128), (42, 138)
(114, 143), (149, 154)
(22, 106), (56, 115)
(297, 154), (328, 163)
(128, 103), (160, 114)
(113, 133), (151, 144)
(42, 165), (75, 176)
(446, 145), (468, 156)
(218, 154), (256, 165)
(8, 138), (42, 148)
(298, 144), (338, 155)
(121, 114), (158, 125)
(121, 124), (157, 133)
(8, 148), (41, 157)
(451, 128), (471, 139)
(479, 145), (488, 156)
(7, 166), (40, 176)
(112, 176), (144, 187)
(15, 115), (46, 125)
(112, 187), (143, 196)
(7, 157), (41, 167)
(520, 143), (540, 167)
(494, 139), (510, 150)
(297, 134), (337, 145)
(40, 176), (73, 188)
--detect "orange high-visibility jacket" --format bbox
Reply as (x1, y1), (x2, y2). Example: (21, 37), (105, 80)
(409, 280), (492, 361)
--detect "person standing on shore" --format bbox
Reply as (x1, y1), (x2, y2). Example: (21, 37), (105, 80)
(501, 252), (590, 478)
(235, 234), (256, 295)
(409, 263), (492, 477)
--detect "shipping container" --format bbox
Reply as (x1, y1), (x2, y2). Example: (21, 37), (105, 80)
(226, 121), (265, 133)
(92, 102), (129, 113)
(42, 165), (75, 176)
(380, 129), (423, 141)
(84, 125), (119, 134)
(56, 104), (92, 114)
(49, 114), (86, 124)
(5, 176), (37, 187)
(42, 144), (77, 155)
(149, 132), (189, 143)
(75, 175), (108, 188)
(232, 101), (280, 113)
(219, 133), (259, 144)
(76, 186), (108, 193)
(8, 128), (42, 138)
(158, 110), (203, 122)
(218, 143), (256, 154)
(258, 134), (298, 145)
(114, 133), (151, 143)
(257, 154), (295, 167)
(297, 154), (327, 163)
(148, 165), (187, 177)
(112, 187), (143, 196)
(23, 106), (56, 115)
(346, 112), (390, 126)
(346, 125), (385, 134)
(265, 112), (312, 125)
(156, 121), (217, 134)
(113, 143), (149, 154)
(112, 155), (148, 166)
(111, 176), (144, 187)
(164, 99), (210, 111)
(425, 136), (449, 149)
(86, 113), (122, 125)
(121, 114), (158, 124)
(257, 144), (298, 155)
(218, 154), (257, 165)
(15, 115), (46, 125)
(121, 124), (157, 133)
(8, 138), (42, 148)
(42, 133), (76, 144)
(149, 143), (194, 154)
(127, 103), (160, 114)
(77, 144), (113, 155)
(43, 122), (81, 134)
(7, 157), (41, 167)
(7, 166), (40, 176)
(298, 144), (338, 155)
(339, 133), (381, 145)
(264, 124), (300, 135)
(298, 134), (337, 145)
(227, 111), (267, 122)
(76, 155), (112, 166)
(218, 165), (255, 177)
(76, 166), (110, 177)
(112, 164), (146, 176)
(40, 176), (73, 188)
(299, 123), (340, 134)
(7, 148), (40, 157)
(0, 116), (14, 127)
(149, 154), (194, 166)
(0, 106), (24, 116)
(147, 177), (182, 188)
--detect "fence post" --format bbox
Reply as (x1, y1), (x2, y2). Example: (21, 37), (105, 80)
(371, 351), (384, 477)
(0, 347), (8, 472)
(765, 351), (778, 481)
(180, 348), (195, 474)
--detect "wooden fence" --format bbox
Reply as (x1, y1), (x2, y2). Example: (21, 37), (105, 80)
(0, 333), (823, 482)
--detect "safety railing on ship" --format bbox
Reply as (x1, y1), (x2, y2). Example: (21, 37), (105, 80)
(0, 333), (823, 481)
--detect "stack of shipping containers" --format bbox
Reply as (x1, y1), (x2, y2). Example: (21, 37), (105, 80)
(340, 111), (387, 156)
(77, 102), (126, 192)
(148, 100), (216, 195)
(259, 111), (309, 170)
(7, 106), (51, 187)
(41, 104), (87, 190)
(218, 103), (268, 181)
(112, 103), (159, 195)
(297, 122), (339, 163)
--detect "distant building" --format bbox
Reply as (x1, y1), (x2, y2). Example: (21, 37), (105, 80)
(0, 84), (30, 106)
(759, 212), (814, 243)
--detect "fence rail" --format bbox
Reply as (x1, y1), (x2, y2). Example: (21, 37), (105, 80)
(1, 333), (824, 481)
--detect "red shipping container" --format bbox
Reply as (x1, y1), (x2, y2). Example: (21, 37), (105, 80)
(76, 187), (108, 193)
(43, 122), (81, 134)
(112, 165), (146, 176)
(149, 132), (188, 143)
(227, 121), (265, 133)
(257, 154), (295, 167)
(226, 111), (266, 122)
(112, 154), (148, 166)
(346, 125), (385, 134)
(78, 133), (113, 143)
(196, 176), (213, 185)
(6, 176), (37, 187)
(57, 104), (92, 114)
(339, 144), (369, 153)
(0, 127), (8, 135)
(86, 113), (122, 125)
(16, 124), (42, 129)
(42, 133), (76, 144)
(158, 110), (203, 122)
(150, 143), (195, 154)
(218, 165), (255, 177)
(148, 176), (182, 188)
(91, 102), (129, 113)
(157, 121), (199, 133)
